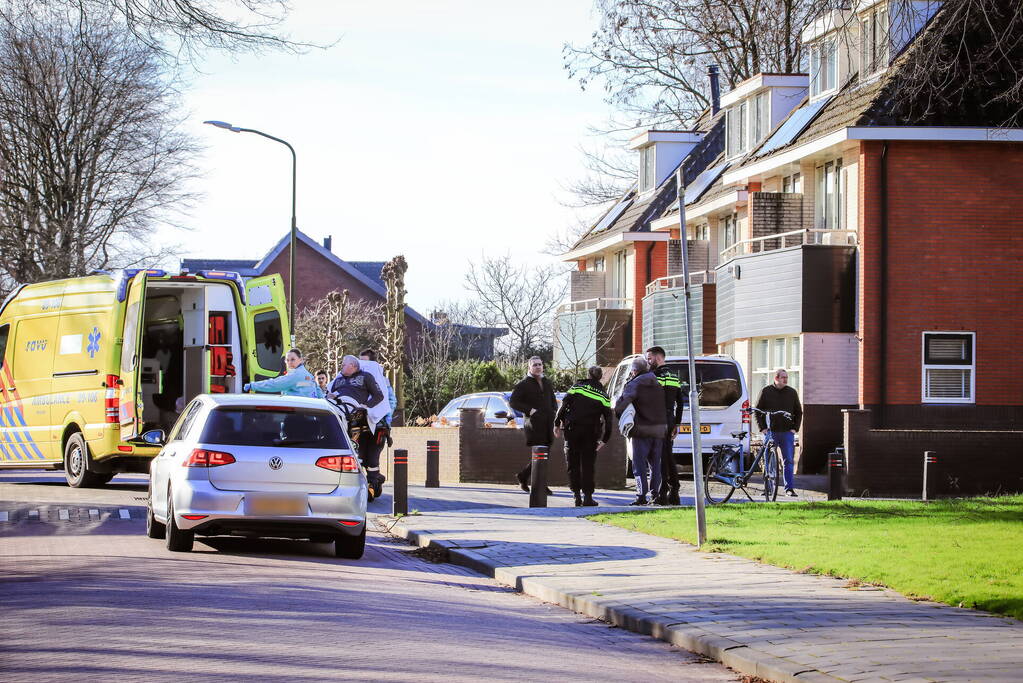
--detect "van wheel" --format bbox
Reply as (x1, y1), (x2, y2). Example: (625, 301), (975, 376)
(165, 495), (194, 552)
(64, 433), (105, 488)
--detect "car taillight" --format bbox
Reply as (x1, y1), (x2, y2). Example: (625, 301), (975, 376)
(316, 455), (360, 472)
(183, 449), (236, 467)
(742, 399), (750, 424)
(105, 374), (119, 423)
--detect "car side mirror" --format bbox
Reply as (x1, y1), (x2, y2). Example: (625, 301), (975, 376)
(494, 410), (508, 419)
(141, 429), (166, 446)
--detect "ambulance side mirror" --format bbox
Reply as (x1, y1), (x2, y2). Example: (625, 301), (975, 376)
(141, 429), (166, 446)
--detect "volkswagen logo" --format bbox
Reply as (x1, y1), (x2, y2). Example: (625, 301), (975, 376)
(268, 456), (284, 471)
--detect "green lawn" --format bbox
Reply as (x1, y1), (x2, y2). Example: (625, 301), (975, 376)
(591, 496), (1023, 620)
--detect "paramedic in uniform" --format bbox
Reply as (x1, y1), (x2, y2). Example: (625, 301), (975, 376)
(244, 348), (322, 398)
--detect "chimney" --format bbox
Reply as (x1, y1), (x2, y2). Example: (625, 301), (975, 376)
(708, 65), (721, 115)
(323, 235), (332, 252)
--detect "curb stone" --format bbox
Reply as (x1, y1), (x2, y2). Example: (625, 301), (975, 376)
(393, 523), (843, 683)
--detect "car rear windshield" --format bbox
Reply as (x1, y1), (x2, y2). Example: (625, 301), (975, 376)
(664, 362), (743, 408)
(200, 407), (350, 449)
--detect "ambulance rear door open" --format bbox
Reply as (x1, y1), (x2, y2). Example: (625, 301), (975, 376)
(243, 275), (290, 382)
(119, 272), (147, 441)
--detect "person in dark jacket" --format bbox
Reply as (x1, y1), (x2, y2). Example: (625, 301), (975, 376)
(646, 346), (685, 505)
(754, 368), (803, 496)
(328, 355), (387, 497)
(554, 366), (614, 507)
(509, 356), (557, 493)
(614, 357), (667, 505)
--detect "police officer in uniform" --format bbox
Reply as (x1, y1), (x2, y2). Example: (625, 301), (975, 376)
(554, 366), (614, 507)
(646, 346), (685, 506)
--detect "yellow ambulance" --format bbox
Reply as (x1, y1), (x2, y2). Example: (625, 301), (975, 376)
(0, 269), (289, 487)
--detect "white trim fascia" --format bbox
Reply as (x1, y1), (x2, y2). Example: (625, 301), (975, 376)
(628, 130), (702, 150)
(561, 231), (671, 262)
(650, 214), (677, 231)
(721, 74), (809, 108)
(687, 190), (748, 221)
(848, 126), (1023, 142)
(723, 129), (849, 185)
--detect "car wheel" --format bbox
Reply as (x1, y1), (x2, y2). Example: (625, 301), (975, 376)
(64, 433), (106, 488)
(165, 493), (194, 552)
(146, 501), (166, 539)
(334, 526), (366, 559)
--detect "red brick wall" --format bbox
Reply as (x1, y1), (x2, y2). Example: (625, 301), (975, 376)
(261, 239), (425, 345)
(859, 140), (1023, 411)
(631, 241), (669, 353)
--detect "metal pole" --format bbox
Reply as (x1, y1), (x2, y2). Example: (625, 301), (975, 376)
(528, 445), (548, 508)
(923, 451), (936, 501)
(675, 170), (707, 546)
(828, 447), (845, 501)
(235, 127), (297, 346)
(425, 440), (440, 488)
(393, 448), (408, 515)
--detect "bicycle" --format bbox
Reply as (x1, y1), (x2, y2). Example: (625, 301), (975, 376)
(703, 408), (790, 504)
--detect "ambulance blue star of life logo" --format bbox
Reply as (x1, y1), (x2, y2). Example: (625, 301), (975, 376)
(87, 327), (101, 358)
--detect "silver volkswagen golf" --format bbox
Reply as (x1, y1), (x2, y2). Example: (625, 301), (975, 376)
(145, 394), (368, 558)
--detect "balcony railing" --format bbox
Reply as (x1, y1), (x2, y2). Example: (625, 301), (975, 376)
(556, 297), (632, 314)
(644, 270), (717, 297)
(719, 228), (858, 264)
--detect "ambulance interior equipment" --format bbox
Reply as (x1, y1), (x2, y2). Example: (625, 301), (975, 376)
(134, 282), (248, 432)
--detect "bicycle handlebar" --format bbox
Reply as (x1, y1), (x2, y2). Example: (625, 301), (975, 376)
(746, 407), (792, 419)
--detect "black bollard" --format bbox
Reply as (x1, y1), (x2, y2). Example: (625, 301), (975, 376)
(923, 451), (937, 501)
(423, 439), (439, 488)
(529, 445), (548, 508)
(828, 447), (845, 501)
(392, 449), (408, 516)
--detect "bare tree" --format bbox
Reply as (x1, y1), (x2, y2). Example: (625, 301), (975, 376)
(565, 0), (828, 129)
(293, 290), (384, 377)
(882, 0), (1023, 127)
(463, 255), (568, 358)
(6, 1), (321, 60)
(0, 7), (198, 294)
(553, 307), (628, 372)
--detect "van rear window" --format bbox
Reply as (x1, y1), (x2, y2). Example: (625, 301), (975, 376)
(664, 362), (743, 408)
(201, 407), (350, 449)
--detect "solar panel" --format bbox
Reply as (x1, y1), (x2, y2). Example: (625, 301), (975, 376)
(756, 96), (833, 157)
(684, 163), (729, 205)
(589, 191), (634, 235)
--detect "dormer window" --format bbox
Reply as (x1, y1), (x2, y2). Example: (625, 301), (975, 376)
(725, 91), (770, 159)
(860, 5), (889, 75)
(809, 38), (837, 97)
(639, 146), (656, 192)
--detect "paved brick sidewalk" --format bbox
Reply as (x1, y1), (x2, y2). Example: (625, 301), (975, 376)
(387, 500), (1023, 683)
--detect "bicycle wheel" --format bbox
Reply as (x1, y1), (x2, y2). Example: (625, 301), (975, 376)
(763, 442), (781, 501)
(704, 452), (736, 504)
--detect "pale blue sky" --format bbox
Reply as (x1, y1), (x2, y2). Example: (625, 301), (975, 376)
(168, 1), (612, 312)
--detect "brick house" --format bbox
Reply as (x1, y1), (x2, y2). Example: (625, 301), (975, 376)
(182, 229), (507, 359)
(647, 0), (1023, 486)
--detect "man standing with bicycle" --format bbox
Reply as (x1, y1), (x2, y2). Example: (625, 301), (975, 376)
(754, 369), (803, 497)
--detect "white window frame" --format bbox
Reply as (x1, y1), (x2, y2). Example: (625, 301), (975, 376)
(921, 331), (976, 404)
(721, 213), (738, 249)
(815, 158), (843, 229)
(639, 146), (656, 192)
(751, 336), (802, 419)
(810, 38), (838, 98)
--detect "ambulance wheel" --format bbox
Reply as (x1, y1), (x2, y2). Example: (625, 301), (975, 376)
(64, 433), (106, 488)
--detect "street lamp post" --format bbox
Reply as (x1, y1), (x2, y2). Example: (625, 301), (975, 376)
(204, 120), (298, 346)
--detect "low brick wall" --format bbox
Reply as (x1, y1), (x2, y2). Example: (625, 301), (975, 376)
(382, 427), (460, 484)
(843, 409), (1023, 496)
(459, 409), (628, 490)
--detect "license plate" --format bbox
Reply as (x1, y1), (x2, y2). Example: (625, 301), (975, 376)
(244, 494), (308, 516)
(679, 425), (712, 434)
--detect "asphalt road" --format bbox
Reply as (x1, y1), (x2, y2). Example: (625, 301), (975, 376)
(0, 470), (737, 682)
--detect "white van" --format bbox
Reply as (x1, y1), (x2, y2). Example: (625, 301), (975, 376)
(606, 353), (749, 472)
